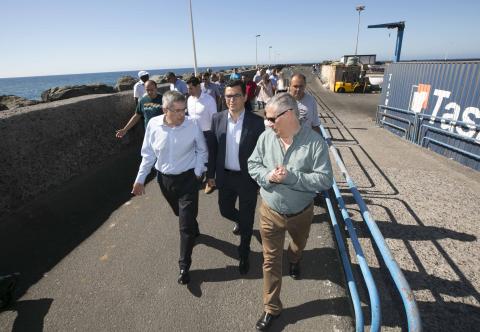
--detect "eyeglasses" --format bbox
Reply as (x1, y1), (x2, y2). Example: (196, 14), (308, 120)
(168, 108), (186, 114)
(225, 93), (243, 100)
(265, 109), (290, 123)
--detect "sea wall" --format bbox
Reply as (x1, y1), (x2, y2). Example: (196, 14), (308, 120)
(0, 71), (265, 216)
(0, 84), (167, 215)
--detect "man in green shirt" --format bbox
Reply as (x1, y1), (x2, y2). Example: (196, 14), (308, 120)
(116, 80), (163, 138)
(247, 92), (333, 331)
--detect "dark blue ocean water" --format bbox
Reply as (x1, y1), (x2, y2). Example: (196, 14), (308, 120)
(0, 65), (239, 101)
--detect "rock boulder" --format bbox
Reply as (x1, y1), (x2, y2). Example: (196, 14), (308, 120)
(115, 76), (137, 92)
(41, 84), (115, 102)
(0, 95), (40, 110)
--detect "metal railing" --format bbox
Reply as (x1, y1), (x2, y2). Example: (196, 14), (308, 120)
(320, 124), (422, 332)
(377, 105), (480, 167)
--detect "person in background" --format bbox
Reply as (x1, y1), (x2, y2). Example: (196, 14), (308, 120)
(289, 73), (321, 133)
(166, 71), (188, 96)
(201, 72), (221, 108)
(247, 93), (333, 331)
(275, 70), (287, 93)
(242, 75), (257, 112)
(134, 70), (149, 105)
(186, 76), (217, 194)
(255, 74), (274, 109)
(253, 69), (263, 84)
(211, 73), (219, 83)
(269, 68), (278, 91)
(215, 72), (227, 112)
(131, 90), (207, 285)
(229, 68), (241, 81)
(116, 80), (162, 138)
(207, 80), (264, 275)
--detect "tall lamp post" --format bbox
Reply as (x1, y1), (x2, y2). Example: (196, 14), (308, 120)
(268, 46), (272, 66)
(255, 34), (261, 69)
(354, 5), (365, 56)
(188, 0), (198, 76)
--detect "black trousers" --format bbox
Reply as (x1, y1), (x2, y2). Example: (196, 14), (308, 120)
(203, 130), (214, 173)
(218, 171), (258, 258)
(157, 169), (199, 271)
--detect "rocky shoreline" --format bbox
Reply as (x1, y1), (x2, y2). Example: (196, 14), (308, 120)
(0, 66), (259, 110)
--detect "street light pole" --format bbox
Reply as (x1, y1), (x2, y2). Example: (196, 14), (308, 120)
(268, 46), (272, 66)
(188, 0), (198, 76)
(255, 34), (261, 69)
(354, 5), (365, 56)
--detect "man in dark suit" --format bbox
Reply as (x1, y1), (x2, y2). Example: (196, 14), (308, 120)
(207, 80), (265, 274)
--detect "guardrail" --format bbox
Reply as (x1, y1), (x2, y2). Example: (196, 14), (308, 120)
(320, 124), (422, 332)
(377, 105), (480, 169)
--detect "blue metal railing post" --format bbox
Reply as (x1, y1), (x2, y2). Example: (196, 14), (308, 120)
(323, 190), (364, 332)
(320, 124), (422, 332)
(331, 180), (381, 332)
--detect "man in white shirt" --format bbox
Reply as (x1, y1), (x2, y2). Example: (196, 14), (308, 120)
(133, 70), (149, 105)
(289, 73), (321, 133)
(165, 71), (188, 96)
(131, 90), (208, 285)
(186, 77), (217, 194)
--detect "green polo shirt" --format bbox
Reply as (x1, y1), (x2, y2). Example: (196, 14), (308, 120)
(136, 94), (163, 126)
(248, 126), (333, 214)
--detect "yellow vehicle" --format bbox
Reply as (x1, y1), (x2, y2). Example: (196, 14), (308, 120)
(334, 81), (367, 93)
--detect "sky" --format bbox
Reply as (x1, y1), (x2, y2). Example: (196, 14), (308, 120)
(1, 0), (479, 78)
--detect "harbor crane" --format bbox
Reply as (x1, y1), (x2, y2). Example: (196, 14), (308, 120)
(368, 21), (405, 62)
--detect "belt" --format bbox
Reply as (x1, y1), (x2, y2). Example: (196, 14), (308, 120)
(281, 203), (312, 218)
(159, 169), (194, 177)
(224, 168), (242, 174)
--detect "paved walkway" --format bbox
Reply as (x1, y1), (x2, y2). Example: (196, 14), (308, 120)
(2, 67), (479, 331)
(0, 74), (352, 331)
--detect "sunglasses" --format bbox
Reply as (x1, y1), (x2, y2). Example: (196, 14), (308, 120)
(265, 109), (290, 123)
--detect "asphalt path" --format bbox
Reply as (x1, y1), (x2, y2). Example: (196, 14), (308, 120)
(0, 110), (353, 330)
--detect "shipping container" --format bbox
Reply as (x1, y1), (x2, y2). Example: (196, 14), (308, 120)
(378, 60), (480, 170)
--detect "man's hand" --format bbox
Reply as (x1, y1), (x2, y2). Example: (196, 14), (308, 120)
(131, 182), (145, 196)
(116, 128), (127, 138)
(268, 165), (288, 183)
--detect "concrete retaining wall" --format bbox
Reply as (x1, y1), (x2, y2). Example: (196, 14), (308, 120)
(0, 76), (258, 216)
(0, 91), (146, 216)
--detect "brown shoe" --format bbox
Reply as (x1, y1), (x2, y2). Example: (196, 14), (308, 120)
(204, 183), (215, 194)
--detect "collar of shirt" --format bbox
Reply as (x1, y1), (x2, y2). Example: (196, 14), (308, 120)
(160, 114), (187, 128)
(227, 109), (245, 124)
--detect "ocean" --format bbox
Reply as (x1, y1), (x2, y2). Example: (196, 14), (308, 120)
(0, 65), (241, 101)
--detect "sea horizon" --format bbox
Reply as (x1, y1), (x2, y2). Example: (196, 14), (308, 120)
(0, 64), (251, 101)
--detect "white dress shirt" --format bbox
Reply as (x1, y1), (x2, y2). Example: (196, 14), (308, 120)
(187, 93), (217, 131)
(135, 115), (208, 184)
(224, 110), (245, 171)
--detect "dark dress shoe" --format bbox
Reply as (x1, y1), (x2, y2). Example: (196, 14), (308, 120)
(177, 269), (190, 285)
(239, 256), (250, 275)
(255, 311), (279, 331)
(289, 262), (300, 279)
(232, 222), (240, 235)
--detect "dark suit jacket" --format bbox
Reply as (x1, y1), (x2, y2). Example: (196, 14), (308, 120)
(207, 110), (265, 189)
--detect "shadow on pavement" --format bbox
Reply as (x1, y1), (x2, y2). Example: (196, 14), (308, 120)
(0, 146), (149, 329)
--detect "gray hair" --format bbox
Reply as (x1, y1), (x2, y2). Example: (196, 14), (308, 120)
(266, 92), (300, 118)
(162, 90), (186, 109)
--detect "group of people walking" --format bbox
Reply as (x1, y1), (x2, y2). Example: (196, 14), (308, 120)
(116, 68), (333, 331)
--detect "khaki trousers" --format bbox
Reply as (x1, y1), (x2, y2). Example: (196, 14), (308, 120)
(259, 200), (314, 315)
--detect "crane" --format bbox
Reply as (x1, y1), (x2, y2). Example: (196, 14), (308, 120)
(368, 21), (405, 62)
